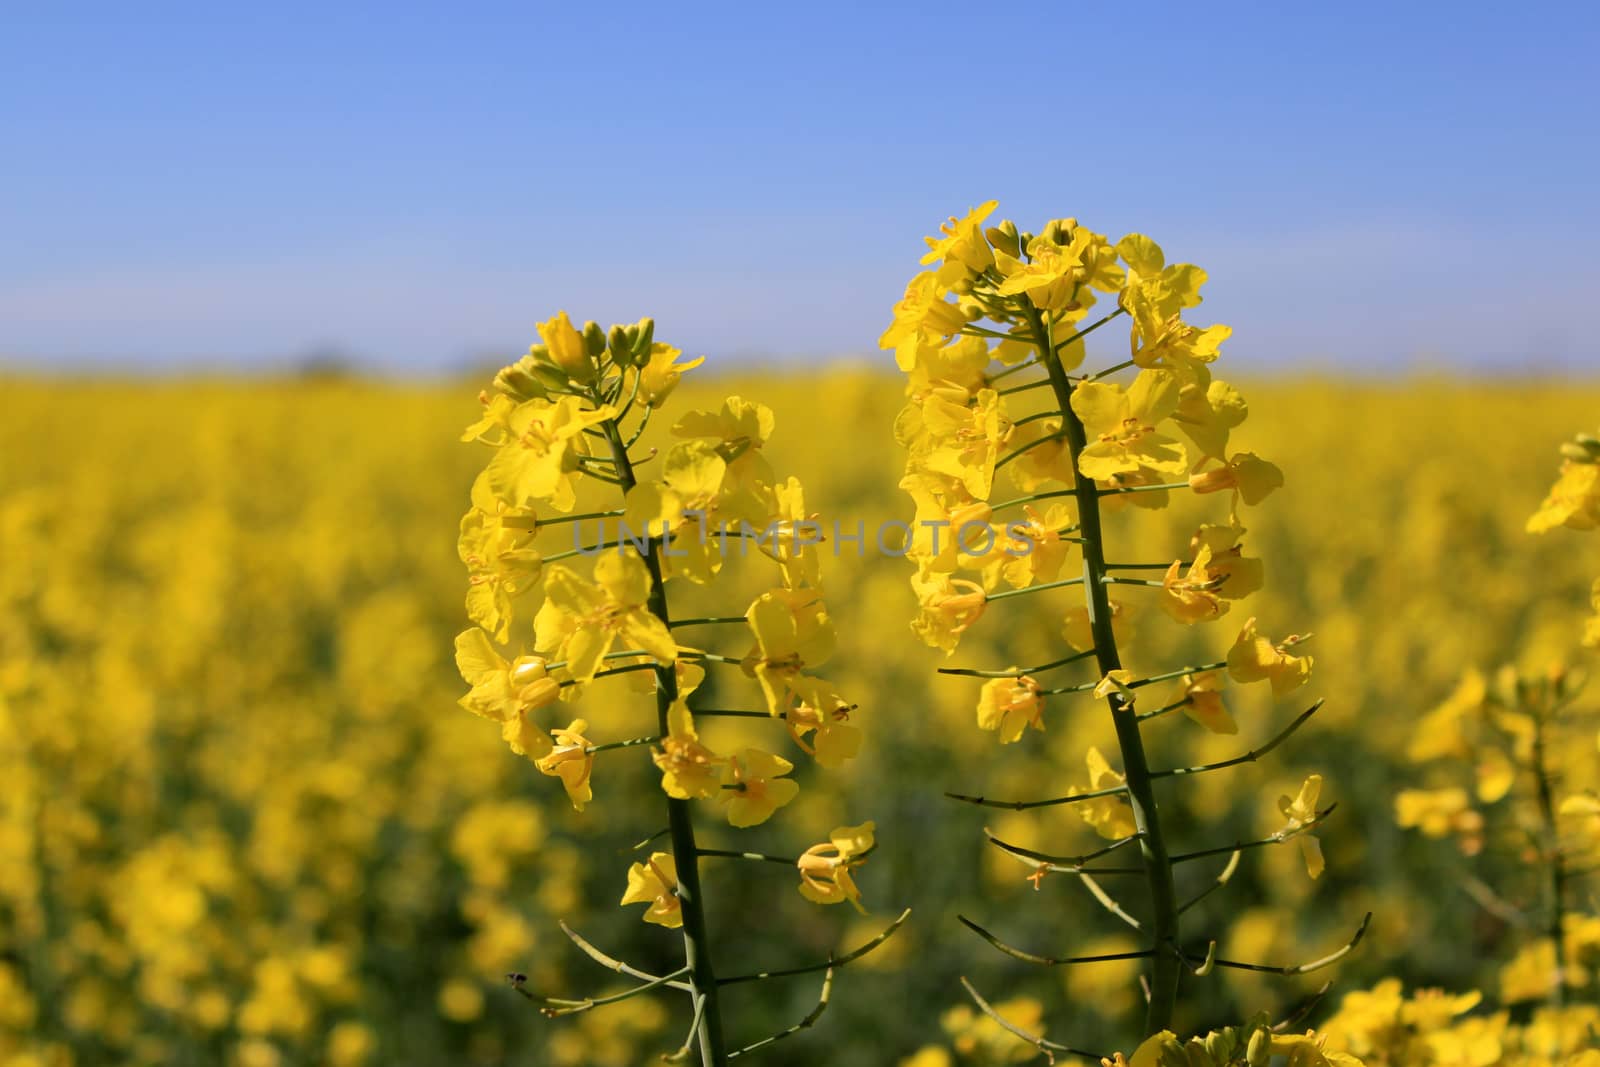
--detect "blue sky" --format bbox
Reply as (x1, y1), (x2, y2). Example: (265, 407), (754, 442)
(3, 2), (1596, 374)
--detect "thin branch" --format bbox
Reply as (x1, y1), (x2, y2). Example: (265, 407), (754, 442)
(958, 976), (1103, 1064)
(726, 968), (833, 1059)
(1078, 872), (1145, 932)
(1272, 982), (1334, 1034)
(558, 922), (694, 992)
(986, 576), (1086, 602)
(1194, 913), (1371, 975)
(530, 965), (693, 1016)
(945, 782), (1129, 811)
(959, 915), (1154, 967)
(938, 649), (1095, 678)
(586, 735), (661, 754)
(1169, 804), (1337, 864)
(1152, 701), (1324, 779)
(663, 993), (708, 1063)
(717, 909), (911, 986)
(697, 848), (798, 866)
(1097, 481), (1188, 496)
(983, 828), (1142, 871)
(1176, 851), (1243, 915)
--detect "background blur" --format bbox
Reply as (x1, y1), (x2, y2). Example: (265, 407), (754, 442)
(4, 3), (1599, 1066)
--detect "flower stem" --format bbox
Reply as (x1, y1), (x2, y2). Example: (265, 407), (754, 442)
(1023, 302), (1183, 1035)
(598, 411), (729, 1066)
(1532, 710), (1569, 1007)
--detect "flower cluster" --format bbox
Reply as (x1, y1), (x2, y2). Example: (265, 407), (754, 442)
(1528, 429), (1600, 647)
(885, 203), (1346, 1045)
(455, 312), (892, 1061)
(886, 204), (1303, 728)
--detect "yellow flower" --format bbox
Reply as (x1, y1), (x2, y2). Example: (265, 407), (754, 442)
(1157, 546), (1227, 625)
(1527, 445), (1600, 532)
(1093, 669), (1135, 701)
(880, 272), (971, 370)
(1173, 378), (1248, 463)
(994, 225), (1122, 314)
(902, 334), (993, 398)
(458, 480), (542, 641)
(986, 504), (1077, 589)
(1071, 747), (1137, 840)
(636, 343), (705, 407)
(482, 396), (615, 511)
(1395, 788), (1482, 850)
(797, 822), (875, 911)
(533, 554), (677, 683)
(743, 589), (836, 715)
(620, 853), (682, 928)
(1117, 234), (1225, 382)
(719, 748), (799, 828)
(911, 387), (1009, 500)
(976, 676), (1044, 743)
(1190, 522), (1264, 599)
(624, 440), (754, 582)
(536, 310), (594, 382)
(1189, 451), (1284, 505)
(461, 390), (519, 444)
(1279, 775), (1326, 878)
(920, 201), (998, 283)
(671, 395), (778, 496)
(1000, 415), (1076, 491)
(1172, 670), (1235, 734)
(899, 472), (996, 573)
(1586, 579), (1600, 648)
(1070, 370), (1188, 482)
(1227, 617), (1312, 695)
(453, 628), (560, 760)
(652, 701), (722, 800)
(783, 678), (861, 767)
(911, 571), (988, 654)
(536, 719), (594, 811)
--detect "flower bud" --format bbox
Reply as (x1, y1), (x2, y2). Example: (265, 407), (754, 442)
(538, 311), (596, 382)
(493, 358), (548, 402)
(985, 220), (1020, 258)
(582, 320), (607, 357)
(1204, 1030), (1234, 1063)
(631, 317), (656, 359)
(1155, 1037), (1189, 1067)
(1246, 1028), (1270, 1067)
(530, 361), (573, 391)
(607, 325), (635, 367)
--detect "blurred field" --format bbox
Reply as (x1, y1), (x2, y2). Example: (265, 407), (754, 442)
(1, 370), (1597, 1066)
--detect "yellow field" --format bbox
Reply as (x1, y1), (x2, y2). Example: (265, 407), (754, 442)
(1, 371), (1596, 1066)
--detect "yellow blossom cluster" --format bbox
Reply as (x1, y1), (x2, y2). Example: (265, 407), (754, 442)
(884, 203), (1306, 750)
(456, 313), (874, 916)
(1527, 428), (1600, 646)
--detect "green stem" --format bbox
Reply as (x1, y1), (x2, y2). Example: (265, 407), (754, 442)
(1532, 711), (1569, 1007)
(1023, 302), (1182, 1035)
(598, 411), (729, 1065)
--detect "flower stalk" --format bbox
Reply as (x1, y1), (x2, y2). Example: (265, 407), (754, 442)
(1023, 302), (1185, 1033)
(596, 412), (731, 1064)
